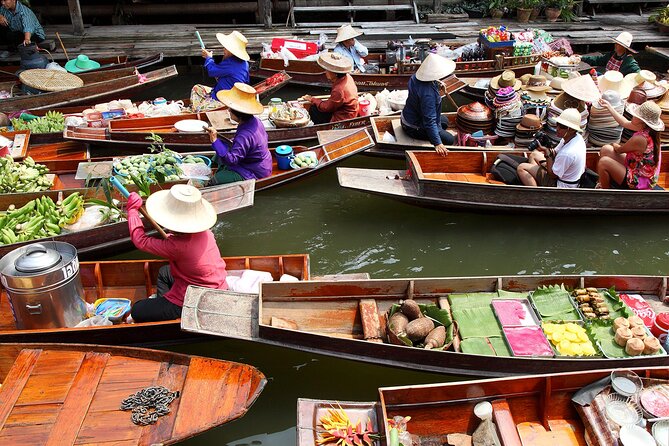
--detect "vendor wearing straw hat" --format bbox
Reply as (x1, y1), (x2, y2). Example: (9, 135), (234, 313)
(517, 108), (586, 188)
(333, 24), (369, 72)
(302, 52), (359, 124)
(125, 184), (228, 322)
(400, 53), (457, 156)
(596, 100), (664, 190)
(581, 32), (640, 76)
(191, 30), (251, 112)
(206, 82), (272, 184)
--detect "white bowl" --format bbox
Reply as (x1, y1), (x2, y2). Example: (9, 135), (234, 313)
(653, 420), (669, 446)
(174, 119), (209, 133)
(619, 425), (656, 446)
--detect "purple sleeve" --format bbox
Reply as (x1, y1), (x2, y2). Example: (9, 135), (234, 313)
(215, 133), (250, 166)
(128, 209), (178, 258)
(212, 138), (230, 157)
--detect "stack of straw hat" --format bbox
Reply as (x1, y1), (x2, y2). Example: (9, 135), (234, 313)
(520, 75), (551, 120)
(485, 70), (521, 110)
(655, 91), (669, 145)
(588, 90), (625, 146)
(514, 114), (543, 147)
(456, 102), (495, 135)
(493, 85), (524, 139)
(545, 92), (588, 146)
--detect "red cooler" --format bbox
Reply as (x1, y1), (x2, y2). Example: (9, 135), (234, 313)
(271, 38), (318, 59)
(652, 312), (669, 344)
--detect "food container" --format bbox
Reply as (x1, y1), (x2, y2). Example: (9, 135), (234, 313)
(610, 370), (642, 397)
(604, 394), (642, 428)
(653, 420), (669, 446)
(651, 312), (669, 343)
(275, 145), (294, 170)
(358, 99), (371, 116)
(542, 320), (600, 357)
(491, 298), (540, 327)
(0, 242), (87, 329)
(269, 98), (283, 115)
(502, 325), (554, 357)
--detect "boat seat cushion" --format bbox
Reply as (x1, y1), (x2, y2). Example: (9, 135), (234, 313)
(391, 120), (433, 148)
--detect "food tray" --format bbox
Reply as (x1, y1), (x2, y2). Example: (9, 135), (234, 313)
(569, 287), (633, 323)
(491, 298), (540, 327)
(588, 321), (668, 359)
(541, 320), (601, 358)
(502, 325), (554, 357)
(529, 285), (582, 322)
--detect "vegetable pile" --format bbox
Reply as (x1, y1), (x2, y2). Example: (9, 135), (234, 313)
(387, 299), (454, 349)
(113, 151), (183, 184)
(0, 155), (52, 193)
(292, 152), (317, 168)
(11, 111), (65, 134)
(0, 193), (85, 245)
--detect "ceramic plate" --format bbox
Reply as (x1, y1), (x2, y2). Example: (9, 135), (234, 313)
(619, 425), (656, 446)
(174, 119), (209, 133)
(654, 420), (669, 446)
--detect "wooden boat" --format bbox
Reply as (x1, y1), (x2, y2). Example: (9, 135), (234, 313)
(297, 366), (669, 446)
(25, 140), (90, 163)
(0, 129), (29, 159)
(337, 149), (669, 214)
(0, 53), (164, 82)
(252, 53), (539, 90)
(0, 66), (178, 113)
(0, 343), (265, 445)
(0, 179), (255, 259)
(0, 254), (310, 344)
(181, 274), (669, 377)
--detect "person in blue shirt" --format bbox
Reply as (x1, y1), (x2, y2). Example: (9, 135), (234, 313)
(400, 53), (456, 156)
(191, 31), (250, 112)
(332, 24), (369, 72)
(0, 0), (45, 49)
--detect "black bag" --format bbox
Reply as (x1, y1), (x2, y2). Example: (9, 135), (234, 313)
(490, 154), (528, 185)
(578, 168), (599, 188)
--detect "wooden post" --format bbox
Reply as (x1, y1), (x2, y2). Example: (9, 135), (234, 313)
(258, 0), (272, 28)
(67, 0), (84, 35)
(433, 0), (442, 12)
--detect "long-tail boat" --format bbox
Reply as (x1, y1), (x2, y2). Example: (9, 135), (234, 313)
(0, 254), (309, 344)
(0, 66), (178, 113)
(297, 366), (669, 446)
(252, 53), (540, 90)
(337, 150), (669, 214)
(0, 343), (265, 445)
(181, 274), (669, 377)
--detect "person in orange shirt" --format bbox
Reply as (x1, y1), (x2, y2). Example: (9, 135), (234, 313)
(302, 52), (358, 124)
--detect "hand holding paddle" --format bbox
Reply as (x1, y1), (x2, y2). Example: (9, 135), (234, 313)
(110, 176), (168, 239)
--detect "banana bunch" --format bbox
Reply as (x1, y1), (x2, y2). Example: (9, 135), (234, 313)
(0, 155), (52, 193)
(0, 193), (85, 245)
(11, 111), (65, 134)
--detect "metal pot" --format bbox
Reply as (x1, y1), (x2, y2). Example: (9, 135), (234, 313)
(0, 241), (87, 329)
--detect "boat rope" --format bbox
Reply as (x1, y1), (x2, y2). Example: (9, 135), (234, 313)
(120, 385), (180, 426)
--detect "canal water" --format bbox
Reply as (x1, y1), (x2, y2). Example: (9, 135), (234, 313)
(116, 67), (669, 444)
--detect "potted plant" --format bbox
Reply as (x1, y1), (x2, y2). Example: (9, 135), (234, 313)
(488, 0), (506, 19)
(529, 0), (542, 20)
(544, 0), (575, 21)
(649, 5), (669, 33)
(515, 0), (540, 22)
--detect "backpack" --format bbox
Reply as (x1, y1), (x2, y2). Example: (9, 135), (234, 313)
(559, 168), (599, 188)
(490, 154), (528, 185)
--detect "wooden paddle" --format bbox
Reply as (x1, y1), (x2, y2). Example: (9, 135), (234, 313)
(55, 32), (69, 60)
(110, 176), (168, 239)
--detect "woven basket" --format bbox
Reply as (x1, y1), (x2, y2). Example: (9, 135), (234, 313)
(19, 69), (84, 92)
(269, 109), (310, 128)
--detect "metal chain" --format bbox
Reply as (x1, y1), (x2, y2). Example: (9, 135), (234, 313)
(120, 386), (180, 426)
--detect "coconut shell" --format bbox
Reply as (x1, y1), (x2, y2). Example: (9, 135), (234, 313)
(406, 317), (435, 342)
(388, 312), (409, 336)
(400, 299), (423, 320)
(424, 325), (446, 350)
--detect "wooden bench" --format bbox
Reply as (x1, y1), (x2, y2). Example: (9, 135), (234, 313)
(288, 0), (419, 26)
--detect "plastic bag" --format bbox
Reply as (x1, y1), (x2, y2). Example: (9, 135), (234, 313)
(75, 315), (112, 327)
(317, 33), (328, 50)
(64, 115), (86, 127)
(229, 269), (274, 294)
(278, 46), (297, 66)
(63, 205), (121, 233)
(261, 42), (274, 58)
(279, 274), (300, 282)
(46, 62), (66, 71)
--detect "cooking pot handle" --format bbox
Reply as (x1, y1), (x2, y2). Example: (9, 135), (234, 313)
(24, 244), (47, 256)
(26, 303), (42, 315)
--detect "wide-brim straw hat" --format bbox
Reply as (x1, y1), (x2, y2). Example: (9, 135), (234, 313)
(593, 90), (623, 109)
(335, 24), (363, 43)
(317, 51), (353, 74)
(656, 91), (669, 112)
(65, 54), (101, 73)
(216, 31), (250, 61)
(627, 101), (665, 131)
(415, 53), (456, 82)
(146, 184), (217, 233)
(555, 108), (583, 132)
(548, 77), (565, 95)
(490, 70), (521, 91)
(598, 70), (624, 95)
(610, 31), (637, 54)
(216, 82), (264, 115)
(516, 114), (543, 131)
(553, 92), (585, 112)
(563, 75), (601, 103)
(522, 75), (551, 92)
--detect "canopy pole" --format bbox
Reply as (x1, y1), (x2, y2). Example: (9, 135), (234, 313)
(258, 0), (272, 28)
(67, 0), (84, 36)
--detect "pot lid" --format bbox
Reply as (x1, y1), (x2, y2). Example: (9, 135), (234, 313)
(14, 244), (62, 273)
(275, 145), (293, 155)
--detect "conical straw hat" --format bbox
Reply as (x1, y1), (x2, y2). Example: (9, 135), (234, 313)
(335, 24), (363, 43)
(216, 83), (264, 115)
(317, 51), (353, 73)
(610, 31), (637, 54)
(415, 53), (456, 82)
(563, 75), (601, 103)
(656, 91), (669, 112)
(216, 31), (250, 61)
(146, 184), (217, 233)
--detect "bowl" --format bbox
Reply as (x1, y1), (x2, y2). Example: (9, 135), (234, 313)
(653, 420), (669, 446)
(640, 385), (669, 418)
(183, 154), (212, 167)
(611, 370), (643, 397)
(619, 425), (657, 446)
(290, 151), (318, 169)
(604, 394), (643, 427)
(174, 119), (209, 133)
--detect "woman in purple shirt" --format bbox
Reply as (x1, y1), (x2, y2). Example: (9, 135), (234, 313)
(206, 83), (272, 184)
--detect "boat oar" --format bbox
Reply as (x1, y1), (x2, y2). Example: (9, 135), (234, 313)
(195, 31), (205, 49)
(55, 32), (69, 60)
(110, 176), (168, 239)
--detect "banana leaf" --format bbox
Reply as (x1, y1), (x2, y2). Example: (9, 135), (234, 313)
(530, 284), (580, 321)
(448, 292), (499, 311)
(588, 319), (667, 358)
(460, 336), (511, 356)
(602, 287), (634, 320)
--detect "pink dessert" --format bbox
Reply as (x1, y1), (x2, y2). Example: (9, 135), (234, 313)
(641, 387), (669, 417)
(503, 326), (554, 357)
(492, 299), (536, 326)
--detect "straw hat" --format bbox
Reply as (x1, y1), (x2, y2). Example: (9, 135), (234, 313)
(548, 77), (565, 95)
(317, 51), (353, 74)
(216, 31), (250, 61)
(335, 24), (363, 43)
(555, 108), (583, 132)
(656, 91), (669, 112)
(598, 71), (624, 94)
(216, 83), (264, 115)
(522, 75), (551, 92)
(145, 184), (217, 233)
(490, 70), (521, 91)
(610, 31), (637, 54)
(65, 54), (101, 73)
(627, 101), (665, 131)
(593, 90), (623, 109)
(563, 75), (601, 103)
(516, 114), (543, 131)
(519, 73), (532, 86)
(415, 53), (456, 82)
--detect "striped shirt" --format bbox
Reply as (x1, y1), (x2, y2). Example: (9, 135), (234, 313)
(0, 1), (45, 40)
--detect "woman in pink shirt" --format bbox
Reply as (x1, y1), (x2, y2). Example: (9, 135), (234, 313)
(125, 184), (228, 322)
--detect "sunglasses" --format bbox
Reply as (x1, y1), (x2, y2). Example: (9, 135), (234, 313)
(556, 123), (567, 130)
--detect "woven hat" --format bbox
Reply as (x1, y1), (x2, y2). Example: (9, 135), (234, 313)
(610, 31), (637, 54)
(548, 77), (565, 94)
(216, 82), (264, 115)
(19, 69), (84, 92)
(657, 91), (669, 112)
(335, 24), (363, 43)
(523, 75), (551, 92)
(415, 53), (456, 82)
(555, 108), (583, 132)
(593, 90), (623, 109)
(627, 101), (665, 131)
(216, 31), (250, 61)
(317, 51), (353, 74)
(598, 71), (624, 95)
(146, 184), (217, 233)
(516, 114), (543, 131)
(563, 75), (601, 103)
(490, 70), (521, 91)
(519, 73), (532, 86)
(65, 54), (101, 73)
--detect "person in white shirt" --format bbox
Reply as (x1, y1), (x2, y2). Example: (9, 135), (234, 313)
(332, 24), (369, 72)
(517, 108), (586, 188)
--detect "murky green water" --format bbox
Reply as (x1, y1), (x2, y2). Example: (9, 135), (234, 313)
(113, 67), (669, 444)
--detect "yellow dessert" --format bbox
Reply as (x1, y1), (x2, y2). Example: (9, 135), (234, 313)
(542, 322), (597, 356)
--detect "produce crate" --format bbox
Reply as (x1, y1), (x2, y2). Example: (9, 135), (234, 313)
(478, 35), (515, 59)
(505, 54), (542, 69)
(454, 59), (497, 72)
